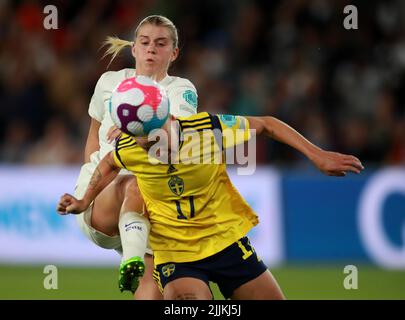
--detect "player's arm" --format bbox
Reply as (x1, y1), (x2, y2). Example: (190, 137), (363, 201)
(84, 118), (101, 163)
(85, 72), (112, 155)
(246, 116), (364, 176)
(57, 151), (119, 215)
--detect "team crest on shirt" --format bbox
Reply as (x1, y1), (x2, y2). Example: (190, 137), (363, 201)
(168, 175), (184, 196)
(162, 264), (176, 277)
(182, 90), (197, 109)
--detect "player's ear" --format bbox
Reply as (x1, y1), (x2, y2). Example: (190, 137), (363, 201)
(131, 40), (136, 59)
(171, 47), (179, 62)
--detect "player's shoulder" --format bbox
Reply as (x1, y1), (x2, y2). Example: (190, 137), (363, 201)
(164, 76), (197, 92)
(96, 68), (136, 91)
(164, 76), (198, 116)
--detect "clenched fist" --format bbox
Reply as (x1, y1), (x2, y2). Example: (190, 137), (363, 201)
(57, 193), (89, 215)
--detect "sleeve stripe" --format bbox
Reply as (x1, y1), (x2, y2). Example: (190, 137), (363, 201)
(116, 136), (133, 147)
(209, 114), (222, 131)
(114, 147), (127, 169)
(181, 120), (212, 129)
(209, 114), (223, 150)
(178, 120), (184, 151)
(117, 140), (137, 152)
(178, 116), (210, 124)
(183, 127), (213, 133)
(182, 125), (212, 132)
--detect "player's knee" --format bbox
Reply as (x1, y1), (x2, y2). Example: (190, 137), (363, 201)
(164, 278), (212, 300)
(163, 282), (187, 300)
(118, 176), (144, 214)
(136, 274), (163, 300)
(126, 177), (141, 195)
(119, 176), (141, 197)
(113, 175), (140, 199)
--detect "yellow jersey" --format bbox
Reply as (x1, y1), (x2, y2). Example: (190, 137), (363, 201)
(113, 112), (259, 265)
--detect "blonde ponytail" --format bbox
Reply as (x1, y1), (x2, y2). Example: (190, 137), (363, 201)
(102, 36), (133, 67)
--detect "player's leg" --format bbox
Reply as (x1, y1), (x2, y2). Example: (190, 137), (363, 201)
(75, 165), (152, 295)
(89, 175), (127, 236)
(154, 261), (212, 300)
(120, 176), (163, 300)
(230, 269), (285, 300)
(77, 174), (144, 293)
(134, 254), (162, 300)
(75, 164), (157, 296)
(210, 236), (285, 300)
(78, 170), (147, 252)
(118, 175), (149, 260)
(76, 163), (144, 241)
(163, 278), (212, 300)
(75, 163), (123, 247)
(115, 175), (151, 293)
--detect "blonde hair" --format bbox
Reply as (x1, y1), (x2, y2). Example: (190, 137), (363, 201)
(102, 15), (178, 67)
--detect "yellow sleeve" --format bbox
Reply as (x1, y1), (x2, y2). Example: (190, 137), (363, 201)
(113, 148), (125, 169)
(113, 133), (136, 169)
(215, 114), (251, 148)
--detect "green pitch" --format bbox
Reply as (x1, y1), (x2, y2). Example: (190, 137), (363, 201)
(0, 264), (404, 300)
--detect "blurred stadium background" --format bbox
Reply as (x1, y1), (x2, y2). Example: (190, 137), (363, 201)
(1, 0), (405, 300)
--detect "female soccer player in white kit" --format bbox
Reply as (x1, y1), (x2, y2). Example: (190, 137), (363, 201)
(73, 15), (198, 299)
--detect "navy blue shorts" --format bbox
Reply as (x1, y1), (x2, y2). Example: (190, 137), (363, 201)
(153, 236), (267, 299)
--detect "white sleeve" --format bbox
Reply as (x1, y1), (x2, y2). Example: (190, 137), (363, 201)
(167, 80), (198, 117)
(88, 72), (111, 122)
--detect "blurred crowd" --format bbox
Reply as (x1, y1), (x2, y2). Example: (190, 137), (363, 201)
(0, 0), (404, 167)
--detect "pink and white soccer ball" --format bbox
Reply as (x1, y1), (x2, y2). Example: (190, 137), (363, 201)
(109, 76), (169, 136)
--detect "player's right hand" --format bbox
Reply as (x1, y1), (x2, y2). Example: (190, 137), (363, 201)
(311, 150), (364, 177)
(57, 193), (88, 215)
(107, 125), (122, 143)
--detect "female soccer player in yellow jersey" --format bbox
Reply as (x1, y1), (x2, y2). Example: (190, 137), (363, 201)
(74, 15), (198, 298)
(58, 111), (364, 300)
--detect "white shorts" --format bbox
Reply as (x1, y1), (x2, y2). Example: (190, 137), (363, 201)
(74, 161), (152, 256)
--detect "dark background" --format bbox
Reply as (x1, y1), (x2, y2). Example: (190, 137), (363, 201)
(1, 0), (404, 167)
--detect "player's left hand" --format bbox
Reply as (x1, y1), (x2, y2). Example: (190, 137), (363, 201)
(57, 193), (89, 215)
(311, 150), (364, 177)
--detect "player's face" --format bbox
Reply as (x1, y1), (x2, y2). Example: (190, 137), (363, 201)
(132, 24), (179, 80)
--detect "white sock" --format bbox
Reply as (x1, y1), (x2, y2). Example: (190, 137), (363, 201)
(118, 211), (150, 262)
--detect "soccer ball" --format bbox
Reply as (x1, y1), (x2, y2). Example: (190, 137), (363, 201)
(109, 76), (169, 136)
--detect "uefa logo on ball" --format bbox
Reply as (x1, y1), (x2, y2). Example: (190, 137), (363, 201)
(109, 76), (169, 136)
